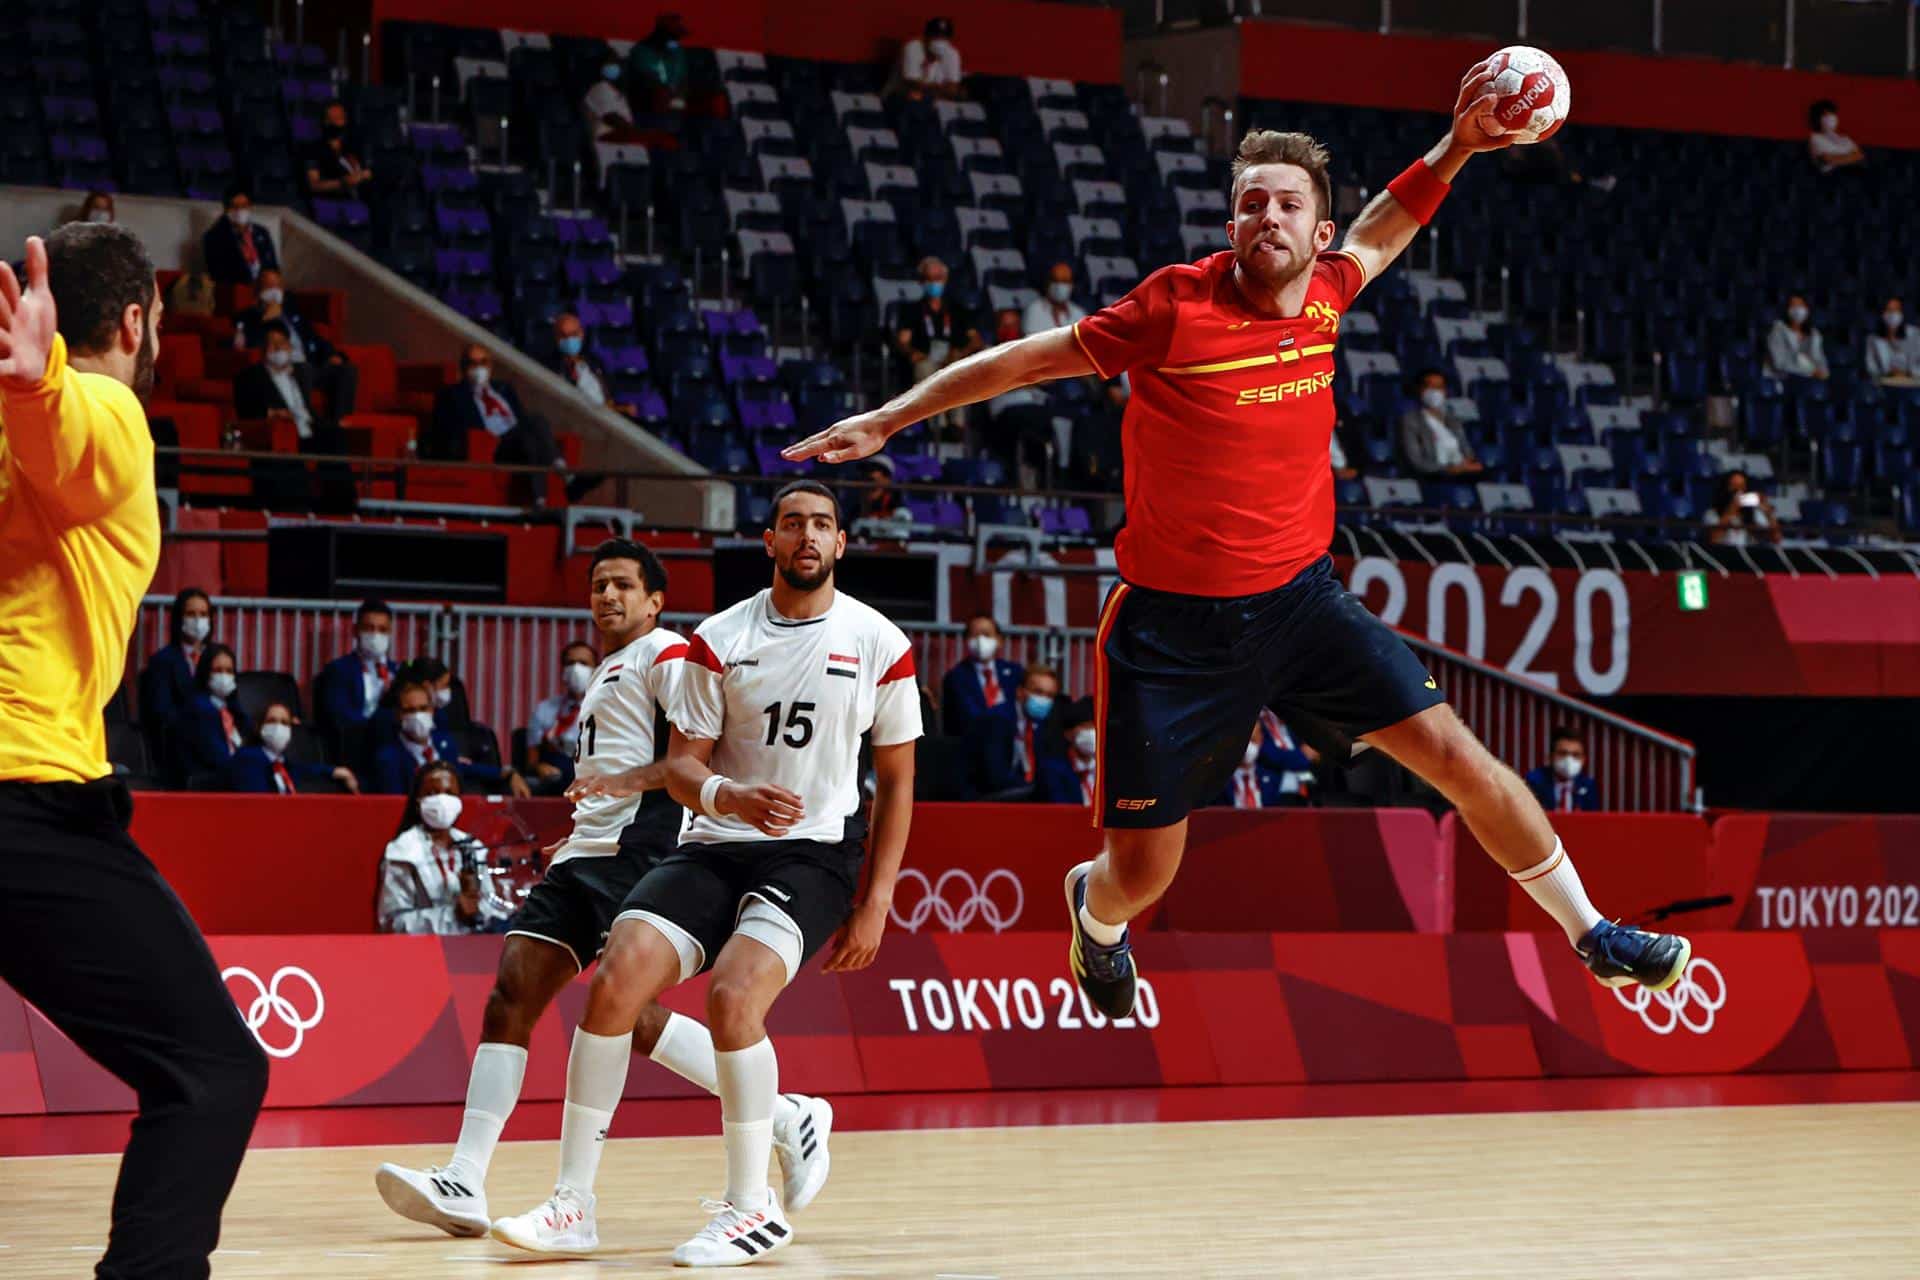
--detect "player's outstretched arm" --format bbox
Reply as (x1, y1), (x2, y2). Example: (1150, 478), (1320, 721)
(823, 739), (914, 973)
(1339, 60), (1517, 287)
(782, 326), (1095, 465)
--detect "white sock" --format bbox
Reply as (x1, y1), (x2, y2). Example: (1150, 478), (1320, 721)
(649, 1011), (718, 1095)
(556, 1027), (631, 1199)
(448, 1042), (527, 1182)
(1510, 839), (1604, 946)
(715, 1038), (778, 1211)
(1079, 902), (1126, 946)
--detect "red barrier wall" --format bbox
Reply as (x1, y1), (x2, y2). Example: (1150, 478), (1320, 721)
(369, 0), (1124, 85)
(7, 928), (1915, 1118)
(1240, 23), (1920, 148)
(1713, 814), (1920, 930)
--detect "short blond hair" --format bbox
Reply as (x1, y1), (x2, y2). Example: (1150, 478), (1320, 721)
(1229, 130), (1333, 223)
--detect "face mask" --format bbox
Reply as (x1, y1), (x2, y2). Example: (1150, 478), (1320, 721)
(1073, 728), (1097, 758)
(402, 710), (436, 742)
(967, 634), (998, 662)
(1887, 311), (1904, 331)
(231, 207), (251, 227)
(358, 630), (390, 659)
(1243, 742), (1261, 766)
(259, 288), (284, 305)
(208, 671), (237, 699)
(602, 64), (621, 81)
(1821, 114), (1838, 133)
(265, 348), (293, 370)
(924, 280), (945, 300)
(665, 38), (680, 50)
(181, 615), (210, 643)
(1553, 754), (1583, 780)
(1419, 387), (1447, 411)
(564, 661), (594, 696)
(1048, 281), (1073, 304)
(557, 335), (583, 356)
(467, 365), (491, 389)
(419, 792), (462, 831)
(432, 686), (453, 709)
(1023, 693), (1053, 721)
(1788, 305), (1808, 325)
(260, 722), (292, 755)
(86, 208), (111, 223)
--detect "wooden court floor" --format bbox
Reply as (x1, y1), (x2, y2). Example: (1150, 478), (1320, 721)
(1, 1102), (1915, 1278)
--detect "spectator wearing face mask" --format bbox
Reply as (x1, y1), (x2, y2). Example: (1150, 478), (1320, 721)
(1023, 262), (1086, 336)
(1399, 369), (1481, 477)
(893, 16), (963, 102)
(964, 662), (1065, 800)
(582, 51), (646, 142)
(227, 701), (359, 794)
(318, 600), (397, 742)
(1806, 99), (1865, 176)
(1706, 468), (1782, 547)
(79, 191), (115, 225)
(370, 677), (527, 797)
(378, 762), (514, 934)
(548, 311), (619, 412)
(178, 643), (250, 785)
(234, 269), (358, 417)
(1765, 294), (1829, 383)
(426, 344), (564, 475)
(1214, 716), (1313, 809)
(141, 587), (213, 765)
(306, 99), (374, 199)
(1035, 699), (1098, 805)
(1524, 726), (1599, 813)
(522, 641), (597, 793)
(627, 13), (692, 114)
(940, 614), (1024, 738)
(896, 256), (981, 432)
(1867, 297), (1920, 386)
(232, 322), (358, 511)
(201, 183), (279, 285)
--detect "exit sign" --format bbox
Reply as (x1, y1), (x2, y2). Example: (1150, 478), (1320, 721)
(1677, 570), (1709, 612)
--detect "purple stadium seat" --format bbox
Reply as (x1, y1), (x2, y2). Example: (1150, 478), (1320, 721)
(925, 500), (967, 530)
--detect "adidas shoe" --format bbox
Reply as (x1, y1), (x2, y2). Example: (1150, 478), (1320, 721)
(489, 1188), (598, 1255)
(373, 1162), (488, 1238)
(671, 1195), (792, 1267)
(772, 1093), (833, 1213)
(1577, 919), (1692, 991)
(1064, 860), (1138, 1020)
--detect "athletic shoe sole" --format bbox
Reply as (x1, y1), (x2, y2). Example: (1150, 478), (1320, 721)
(374, 1164), (488, 1238)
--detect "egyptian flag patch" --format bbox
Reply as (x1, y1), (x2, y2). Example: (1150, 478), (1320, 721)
(825, 652), (860, 680)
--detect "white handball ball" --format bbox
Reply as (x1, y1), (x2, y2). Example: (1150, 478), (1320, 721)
(1481, 45), (1570, 145)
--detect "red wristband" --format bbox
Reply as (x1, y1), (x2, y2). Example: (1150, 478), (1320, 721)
(1386, 159), (1449, 225)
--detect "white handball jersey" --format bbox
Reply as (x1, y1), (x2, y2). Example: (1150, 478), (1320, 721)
(554, 626), (687, 863)
(675, 588), (921, 845)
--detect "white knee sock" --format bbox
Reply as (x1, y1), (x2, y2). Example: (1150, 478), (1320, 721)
(1511, 839), (1604, 946)
(649, 1011), (718, 1094)
(715, 1038), (778, 1211)
(448, 1042), (527, 1183)
(556, 1027), (631, 1199)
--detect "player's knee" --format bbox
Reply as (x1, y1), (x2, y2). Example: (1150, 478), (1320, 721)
(705, 976), (765, 1043)
(1425, 726), (1499, 799)
(585, 945), (651, 1021)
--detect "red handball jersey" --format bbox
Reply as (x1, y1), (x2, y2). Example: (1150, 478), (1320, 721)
(1074, 249), (1366, 598)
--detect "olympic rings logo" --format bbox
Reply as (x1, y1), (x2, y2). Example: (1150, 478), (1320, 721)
(1613, 957), (1726, 1036)
(223, 965), (326, 1059)
(889, 869), (1025, 933)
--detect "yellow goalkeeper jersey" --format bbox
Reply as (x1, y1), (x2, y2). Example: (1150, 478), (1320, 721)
(0, 333), (160, 783)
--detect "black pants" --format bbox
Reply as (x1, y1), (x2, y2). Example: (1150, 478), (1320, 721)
(0, 780), (267, 1279)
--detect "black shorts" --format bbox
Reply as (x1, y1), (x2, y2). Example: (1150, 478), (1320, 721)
(615, 819), (868, 976)
(506, 822), (675, 970)
(1094, 555), (1444, 829)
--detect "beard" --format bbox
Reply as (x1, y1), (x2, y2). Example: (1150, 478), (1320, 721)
(131, 310), (156, 403)
(777, 554), (835, 593)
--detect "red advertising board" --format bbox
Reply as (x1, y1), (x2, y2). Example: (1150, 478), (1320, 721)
(1714, 815), (1920, 931)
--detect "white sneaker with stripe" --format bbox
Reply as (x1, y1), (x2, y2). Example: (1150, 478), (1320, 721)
(489, 1188), (598, 1254)
(771, 1093), (833, 1212)
(670, 1196), (793, 1267)
(373, 1162), (489, 1238)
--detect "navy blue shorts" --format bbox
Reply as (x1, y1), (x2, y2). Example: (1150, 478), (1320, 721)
(1094, 556), (1443, 829)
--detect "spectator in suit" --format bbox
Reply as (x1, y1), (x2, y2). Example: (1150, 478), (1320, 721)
(963, 662), (1063, 800)
(79, 191), (115, 225)
(891, 15), (963, 102)
(179, 643), (250, 785)
(523, 641), (597, 793)
(227, 701), (359, 794)
(318, 599), (397, 740)
(201, 183), (279, 285)
(233, 268), (358, 417)
(549, 311), (618, 413)
(370, 677), (527, 797)
(1399, 369), (1481, 477)
(140, 586), (212, 760)
(377, 761), (514, 934)
(1806, 99), (1865, 176)
(1214, 717), (1313, 809)
(1867, 297), (1920, 386)
(1035, 698), (1098, 805)
(1765, 295), (1828, 383)
(233, 323), (357, 511)
(940, 614), (1024, 737)
(305, 102), (374, 200)
(626, 13), (692, 114)
(426, 344), (563, 471)
(1022, 262), (1085, 336)
(1524, 726), (1601, 813)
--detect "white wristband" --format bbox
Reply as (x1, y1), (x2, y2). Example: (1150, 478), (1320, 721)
(699, 774), (731, 820)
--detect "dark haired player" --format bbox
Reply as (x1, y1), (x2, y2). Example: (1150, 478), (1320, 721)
(1, 225), (270, 1275)
(786, 63), (1690, 1019)
(494, 482), (919, 1265)
(377, 537), (831, 1236)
